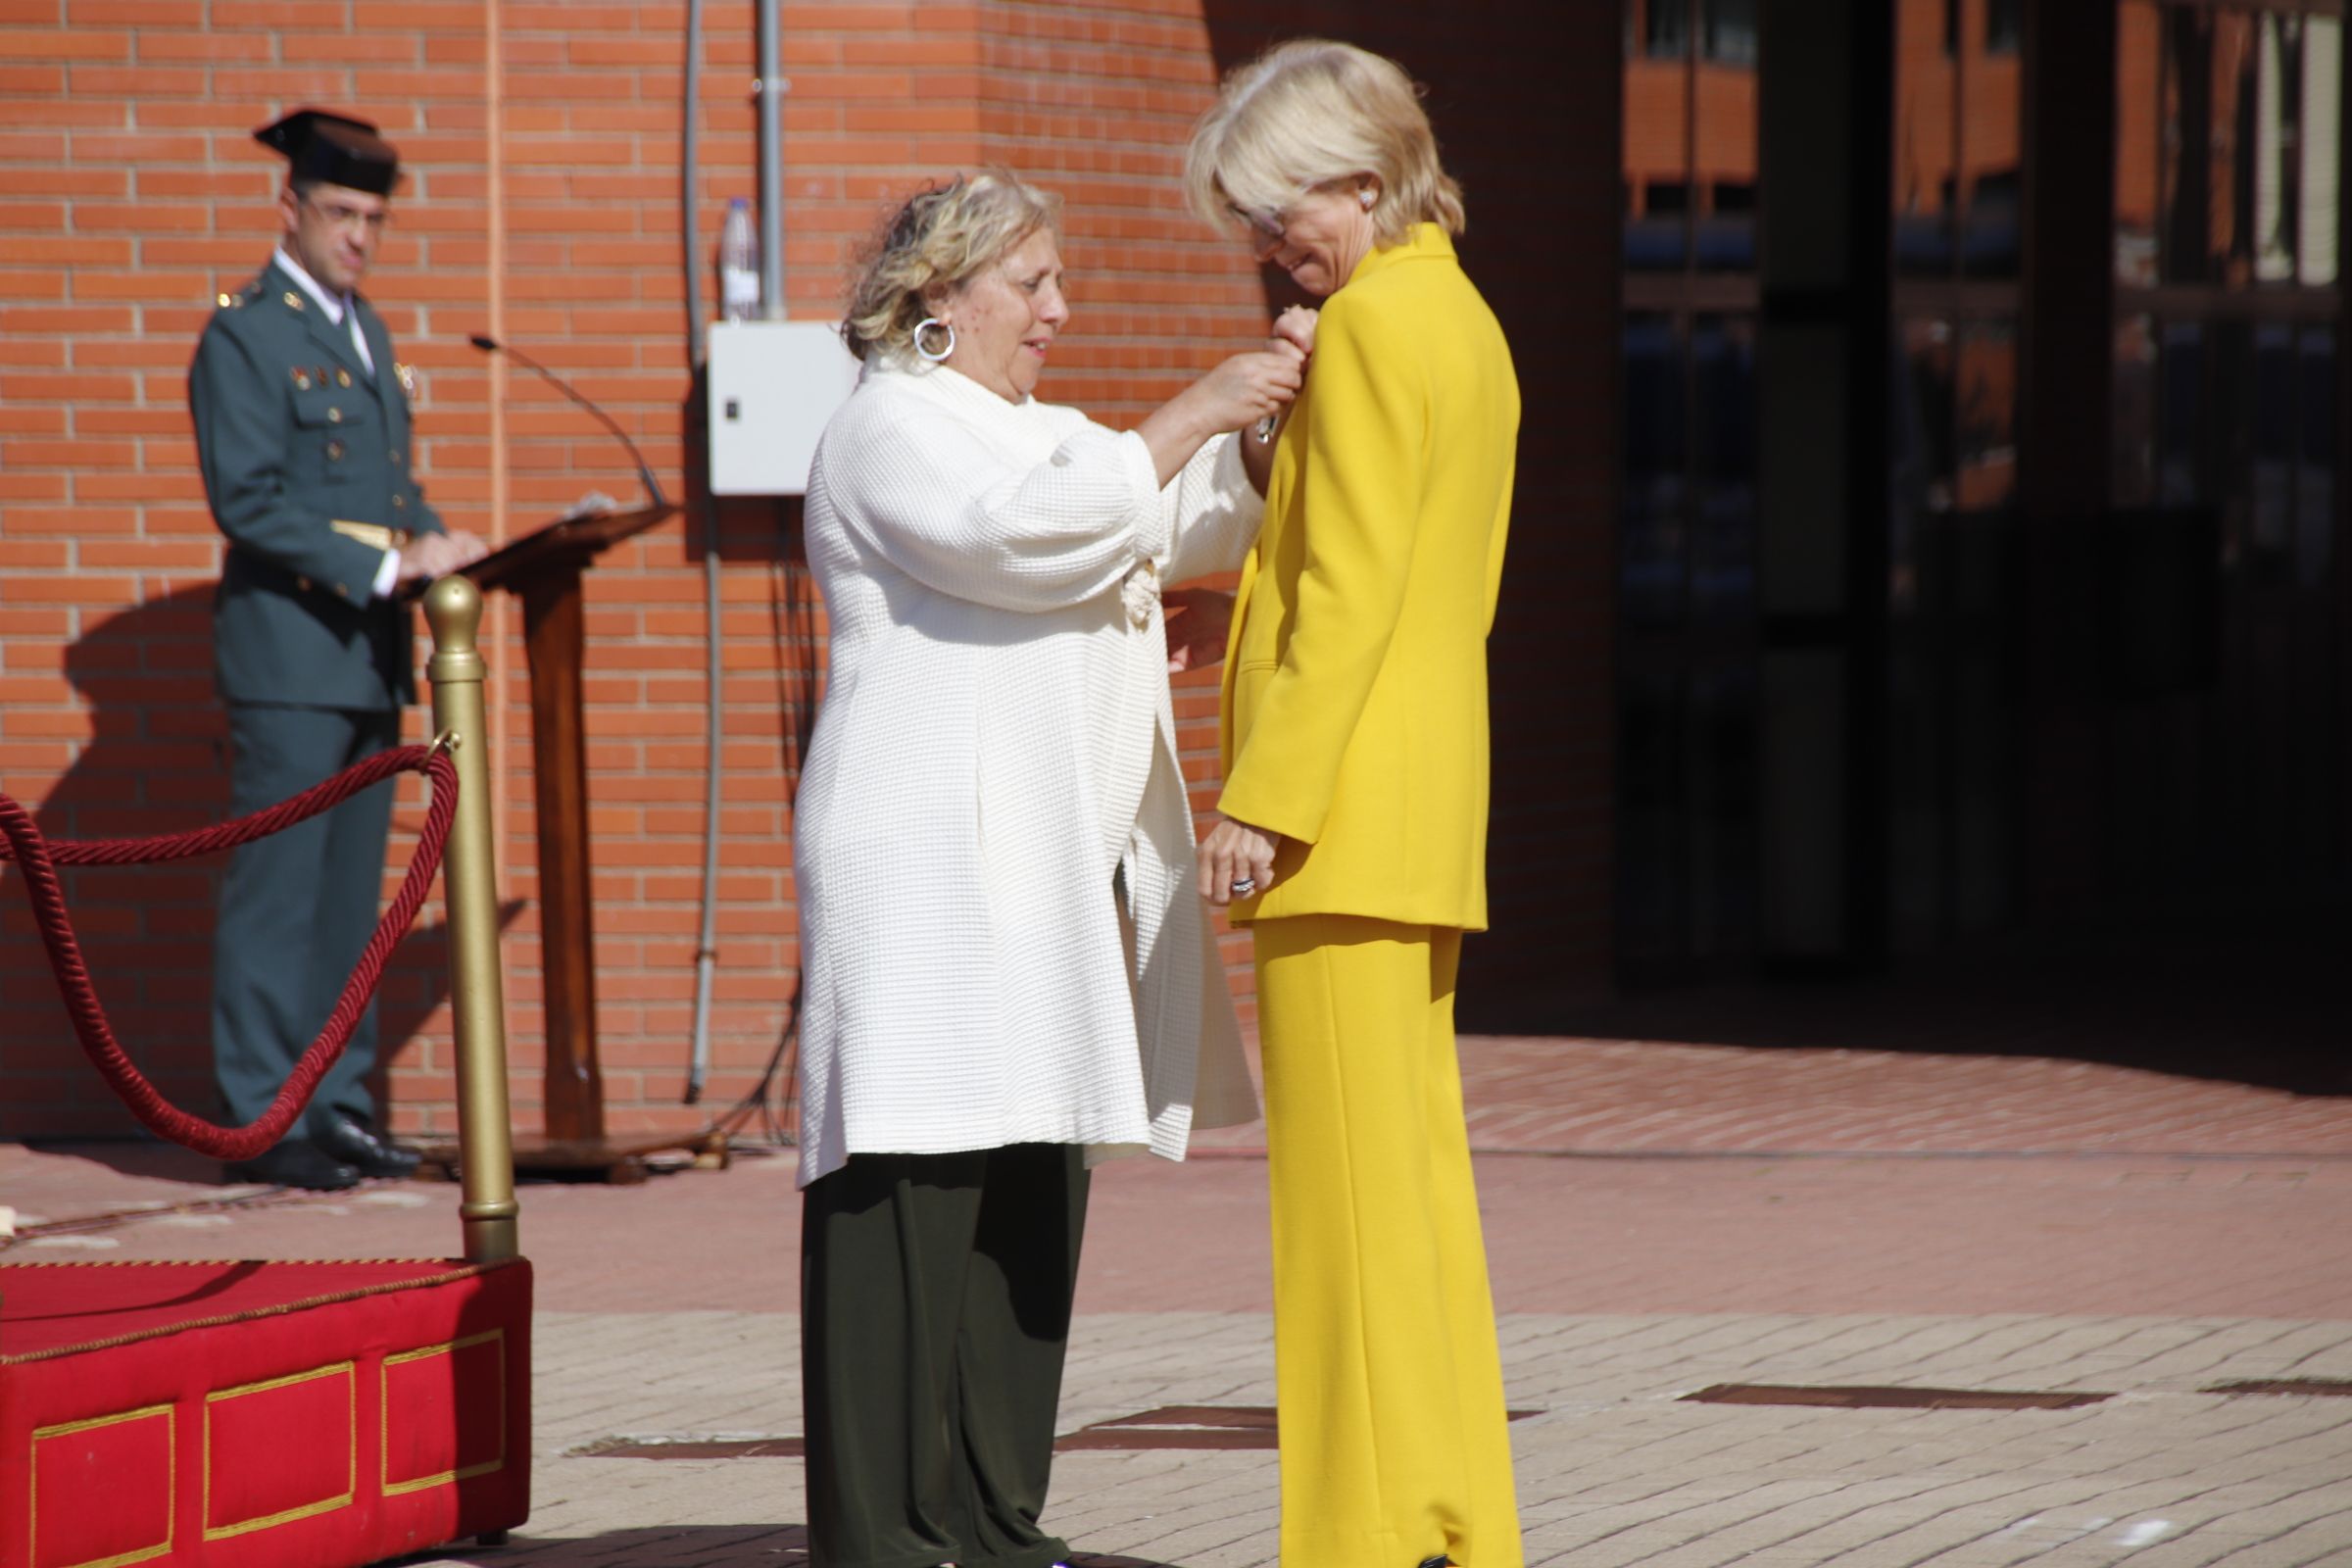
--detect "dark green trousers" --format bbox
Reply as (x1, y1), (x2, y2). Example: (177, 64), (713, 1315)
(211, 702), (402, 1140)
(802, 1144), (1090, 1568)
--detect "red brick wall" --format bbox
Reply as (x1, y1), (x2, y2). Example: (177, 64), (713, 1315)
(0, 0), (1612, 1141)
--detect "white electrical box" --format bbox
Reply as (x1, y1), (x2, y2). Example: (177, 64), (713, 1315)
(708, 319), (862, 496)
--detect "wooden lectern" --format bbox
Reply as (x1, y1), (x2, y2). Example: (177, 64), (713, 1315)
(437, 501), (718, 1180)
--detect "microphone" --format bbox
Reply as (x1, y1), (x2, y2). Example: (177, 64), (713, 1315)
(467, 333), (669, 511)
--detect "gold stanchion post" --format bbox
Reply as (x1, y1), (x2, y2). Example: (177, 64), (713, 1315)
(425, 576), (520, 1264)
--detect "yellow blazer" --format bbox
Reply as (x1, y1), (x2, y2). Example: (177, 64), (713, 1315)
(1218, 224), (1520, 931)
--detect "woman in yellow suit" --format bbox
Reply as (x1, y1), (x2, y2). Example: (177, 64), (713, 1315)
(1187, 38), (1523, 1568)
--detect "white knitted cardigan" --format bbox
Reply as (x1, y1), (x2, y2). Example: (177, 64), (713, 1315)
(792, 359), (1262, 1186)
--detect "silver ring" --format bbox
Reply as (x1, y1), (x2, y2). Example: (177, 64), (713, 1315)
(1230, 878), (1256, 897)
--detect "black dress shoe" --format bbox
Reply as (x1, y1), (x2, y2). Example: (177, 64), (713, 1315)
(315, 1116), (424, 1180)
(1417, 1556), (1453, 1568)
(225, 1139), (361, 1192)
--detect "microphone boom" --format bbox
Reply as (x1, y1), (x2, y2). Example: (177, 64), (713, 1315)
(468, 333), (668, 511)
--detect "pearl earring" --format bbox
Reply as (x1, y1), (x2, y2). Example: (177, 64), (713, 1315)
(1359, 188), (1375, 210)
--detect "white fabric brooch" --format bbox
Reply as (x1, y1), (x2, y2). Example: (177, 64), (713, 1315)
(1119, 561), (1159, 629)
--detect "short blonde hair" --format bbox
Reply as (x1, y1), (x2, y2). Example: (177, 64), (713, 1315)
(841, 172), (1063, 363)
(1184, 39), (1464, 247)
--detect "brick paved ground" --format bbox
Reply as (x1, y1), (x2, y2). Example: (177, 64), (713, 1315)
(1196, 1036), (2352, 1157)
(7, 1017), (2352, 1565)
(466, 1307), (2352, 1568)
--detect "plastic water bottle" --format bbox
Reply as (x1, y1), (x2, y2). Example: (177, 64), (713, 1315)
(719, 197), (760, 321)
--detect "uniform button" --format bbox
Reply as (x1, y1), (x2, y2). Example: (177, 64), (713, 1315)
(218, 292), (233, 308)
(327, 407), (342, 423)
(392, 494), (407, 510)
(326, 440), (345, 461)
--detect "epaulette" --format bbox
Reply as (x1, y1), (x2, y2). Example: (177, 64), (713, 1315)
(213, 279), (265, 312)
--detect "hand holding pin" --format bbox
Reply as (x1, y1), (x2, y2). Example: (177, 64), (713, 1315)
(1255, 306), (1318, 443)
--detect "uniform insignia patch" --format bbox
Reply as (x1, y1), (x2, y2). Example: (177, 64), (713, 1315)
(293, 368), (312, 389)
(282, 291), (305, 312)
(394, 362), (417, 398)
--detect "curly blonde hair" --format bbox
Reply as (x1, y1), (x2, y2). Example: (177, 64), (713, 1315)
(841, 172), (1064, 364)
(1183, 39), (1464, 248)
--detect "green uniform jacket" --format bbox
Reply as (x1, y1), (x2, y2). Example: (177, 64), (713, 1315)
(190, 256), (446, 710)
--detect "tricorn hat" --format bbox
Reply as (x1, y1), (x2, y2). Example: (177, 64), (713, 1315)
(254, 109), (400, 196)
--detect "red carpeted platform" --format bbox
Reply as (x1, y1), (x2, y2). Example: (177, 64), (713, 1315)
(0, 1255), (530, 1568)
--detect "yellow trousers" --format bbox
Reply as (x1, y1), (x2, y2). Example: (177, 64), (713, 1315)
(1253, 914), (1524, 1568)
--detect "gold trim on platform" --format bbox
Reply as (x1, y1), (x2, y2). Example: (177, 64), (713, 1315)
(201, 1361), (357, 1541)
(30, 1403), (175, 1568)
(0, 1258), (512, 1365)
(380, 1327), (508, 1496)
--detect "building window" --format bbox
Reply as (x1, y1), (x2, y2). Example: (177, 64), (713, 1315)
(1887, 0), (2026, 945)
(1703, 0), (1757, 65)
(1986, 0), (2022, 55)
(2112, 0), (2345, 890)
(1640, 0), (1688, 58)
(1621, 0), (1762, 978)
(1899, 0), (2024, 277)
(2130, 6), (2342, 288)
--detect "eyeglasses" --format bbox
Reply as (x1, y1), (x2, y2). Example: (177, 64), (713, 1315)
(1232, 205), (1290, 260)
(300, 192), (392, 235)
(1231, 181), (1369, 259)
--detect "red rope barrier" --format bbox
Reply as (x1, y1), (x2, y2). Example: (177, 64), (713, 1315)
(0, 747), (459, 1161)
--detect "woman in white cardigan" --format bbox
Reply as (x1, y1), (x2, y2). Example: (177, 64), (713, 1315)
(794, 172), (1307, 1568)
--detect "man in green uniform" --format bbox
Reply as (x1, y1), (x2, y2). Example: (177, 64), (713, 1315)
(191, 109), (485, 1190)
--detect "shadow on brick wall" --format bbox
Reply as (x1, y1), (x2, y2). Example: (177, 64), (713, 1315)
(0, 585), (490, 1154)
(675, 469), (825, 798)
(674, 379), (823, 797)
